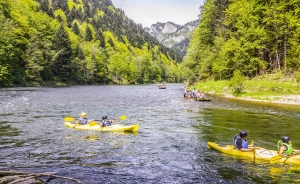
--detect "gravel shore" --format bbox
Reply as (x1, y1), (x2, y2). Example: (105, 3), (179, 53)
(223, 94), (300, 106)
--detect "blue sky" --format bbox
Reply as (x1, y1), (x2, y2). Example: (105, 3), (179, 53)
(110, 0), (205, 27)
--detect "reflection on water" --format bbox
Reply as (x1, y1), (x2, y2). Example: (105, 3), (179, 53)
(0, 84), (300, 183)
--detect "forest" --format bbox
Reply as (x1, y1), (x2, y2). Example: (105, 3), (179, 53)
(0, 0), (182, 87)
(2, 0), (299, 88)
(182, 0), (300, 84)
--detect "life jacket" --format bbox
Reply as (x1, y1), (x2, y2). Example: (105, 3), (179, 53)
(79, 117), (88, 125)
(277, 140), (293, 154)
(102, 121), (112, 127)
(233, 134), (248, 149)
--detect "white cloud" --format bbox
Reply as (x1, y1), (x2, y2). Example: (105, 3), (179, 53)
(111, 0), (203, 27)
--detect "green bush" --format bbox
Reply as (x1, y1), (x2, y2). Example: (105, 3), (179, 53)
(230, 71), (246, 96)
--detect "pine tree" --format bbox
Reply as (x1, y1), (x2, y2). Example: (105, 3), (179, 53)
(77, 46), (85, 60)
(96, 30), (105, 48)
(89, 54), (98, 81)
(85, 25), (93, 41)
(52, 0), (69, 13)
(52, 23), (73, 81)
(47, 7), (54, 17)
(108, 38), (114, 48)
(67, 7), (77, 23)
(39, 0), (49, 12)
(56, 14), (63, 22)
(72, 22), (80, 35)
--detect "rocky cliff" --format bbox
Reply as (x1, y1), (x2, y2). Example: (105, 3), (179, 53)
(145, 20), (198, 57)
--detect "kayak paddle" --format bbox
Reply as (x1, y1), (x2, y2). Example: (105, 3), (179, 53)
(89, 121), (99, 126)
(270, 156), (283, 164)
(270, 152), (300, 164)
(64, 117), (75, 122)
(120, 115), (127, 120)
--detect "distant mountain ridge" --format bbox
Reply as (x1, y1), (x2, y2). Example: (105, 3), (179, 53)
(145, 20), (198, 57)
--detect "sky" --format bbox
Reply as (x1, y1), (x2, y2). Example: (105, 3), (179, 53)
(110, 0), (205, 28)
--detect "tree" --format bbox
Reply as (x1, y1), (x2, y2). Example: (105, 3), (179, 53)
(72, 22), (80, 35)
(85, 25), (93, 41)
(52, 23), (73, 81)
(67, 7), (77, 23)
(25, 33), (54, 83)
(96, 30), (105, 48)
(39, 0), (49, 12)
(89, 54), (98, 82)
(47, 7), (54, 17)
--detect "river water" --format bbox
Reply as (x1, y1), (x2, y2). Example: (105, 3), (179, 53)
(1, 84), (300, 183)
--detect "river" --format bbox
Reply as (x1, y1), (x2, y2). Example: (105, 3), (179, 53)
(1, 84), (300, 183)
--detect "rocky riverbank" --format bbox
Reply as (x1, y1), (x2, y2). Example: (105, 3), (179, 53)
(220, 94), (300, 106)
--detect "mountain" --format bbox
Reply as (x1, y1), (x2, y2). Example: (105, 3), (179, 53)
(0, 0), (183, 87)
(145, 20), (198, 57)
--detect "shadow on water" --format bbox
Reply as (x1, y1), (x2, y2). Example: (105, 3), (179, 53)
(1, 85), (300, 183)
(0, 122), (20, 141)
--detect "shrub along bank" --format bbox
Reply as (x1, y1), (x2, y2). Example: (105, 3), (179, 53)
(191, 72), (300, 104)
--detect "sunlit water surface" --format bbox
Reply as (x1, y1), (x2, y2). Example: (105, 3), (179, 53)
(1, 84), (300, 183)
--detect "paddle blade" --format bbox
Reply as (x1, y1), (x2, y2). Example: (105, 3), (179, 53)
(270, 156), (282, 164)
(64, 117), (75, 122)
(89, 121), (99, 126)
(120, 115), (126, 120)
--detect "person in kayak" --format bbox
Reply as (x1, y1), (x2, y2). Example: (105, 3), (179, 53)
(100, 116), (116, 127)
(192, 88), (199, 98)
(233, 131), (254, 152)
(183, 86), (188, 97)
(277, 136), (300, 157)
(75, 112), (92, 125)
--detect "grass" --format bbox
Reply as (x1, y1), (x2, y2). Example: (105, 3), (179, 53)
(191, 73), (300, 101)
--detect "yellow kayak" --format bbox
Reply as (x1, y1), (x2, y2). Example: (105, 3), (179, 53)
(64, 122), (139, 132)
(207, 142), (300, 165)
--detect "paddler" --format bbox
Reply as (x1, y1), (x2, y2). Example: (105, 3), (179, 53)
(75, 112), (92, 125)
(99, 115), (116, 127)
(277, 136), (300, 157)
(233, 131), (255, 152)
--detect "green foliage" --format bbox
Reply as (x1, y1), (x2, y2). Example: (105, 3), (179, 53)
(0, 65), (10, 86)
(72, 21), (80, 34)
(230, 70), (246, 96)
(182, 0), (300, 86)
(96, 29), (105, 48)
(95, 9), (104, 19)
(107, 6), (115, 13)
(54, 9), (67, 23)
(67, 0), (83, 10)
(52, 23), (73, 81)
(25, 33), (54, 83)
(295, 70), (300, 83)
(0, 17), (15, 86)
(194, 72), (300, 101)
(0, 0), (182, 87)
(194, 80), (230, 94)
(85, 25), (93, 41)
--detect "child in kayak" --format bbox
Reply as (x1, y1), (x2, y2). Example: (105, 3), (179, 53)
(233, 131), (255, 152)
(100, 116), (116, 127)
(277, 136), (300, 157)
(76, 112), (92, 125)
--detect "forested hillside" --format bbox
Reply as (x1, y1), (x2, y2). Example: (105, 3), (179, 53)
(181, 0), (300, 84)
(0, 0), (182, 87)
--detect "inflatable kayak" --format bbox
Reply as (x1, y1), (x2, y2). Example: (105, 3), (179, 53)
(194, 97), (212, 101)
(207, 142), (300, 165)
(64, 122), (139, 132)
